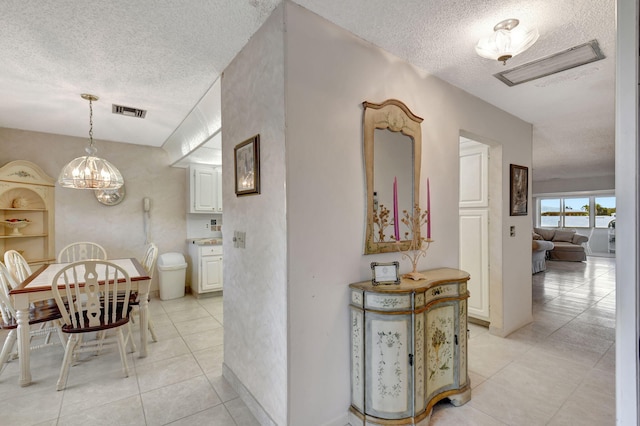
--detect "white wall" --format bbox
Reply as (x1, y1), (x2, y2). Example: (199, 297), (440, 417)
(533, 175), (615, 194)
(283, 3), (532, 425)
(614, 0), (639, 423)
(0, 127), (187, 293)
(220, 4), (287, 426)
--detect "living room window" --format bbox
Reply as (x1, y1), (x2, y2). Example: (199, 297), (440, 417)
(537, 194), (616, 228)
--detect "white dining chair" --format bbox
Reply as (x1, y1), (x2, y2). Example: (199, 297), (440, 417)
(57, 242), (107, 263)
(51, 260), (132, 391)
(3, 250), (32, 284)
(124, 243), (159, 351)
(0, 261), (65, 378)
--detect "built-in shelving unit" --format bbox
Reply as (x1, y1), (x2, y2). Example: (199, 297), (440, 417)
(0, 161), (55, 268)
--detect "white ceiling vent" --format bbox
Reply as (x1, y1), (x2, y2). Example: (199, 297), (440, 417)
(112, 104), (147, 118)
(494, 40), (605, 86)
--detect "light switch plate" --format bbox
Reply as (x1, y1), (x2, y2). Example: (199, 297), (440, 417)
(234, 231), (246, 248)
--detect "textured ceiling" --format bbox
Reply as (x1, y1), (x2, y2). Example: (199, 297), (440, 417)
(0, 0), (615, 181)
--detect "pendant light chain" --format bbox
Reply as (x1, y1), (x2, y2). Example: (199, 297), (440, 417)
(88, 97), (94, 149)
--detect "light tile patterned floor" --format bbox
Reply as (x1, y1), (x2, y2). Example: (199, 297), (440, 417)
(430, 256), (616, 425)
(0, 293), (259, 426)
(0, 257), (616, 425)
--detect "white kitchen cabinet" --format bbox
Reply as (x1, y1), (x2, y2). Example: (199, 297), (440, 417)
(189, 165), (222, 213)
(348, 268), (470, 425)
(189, 243), (223, 295)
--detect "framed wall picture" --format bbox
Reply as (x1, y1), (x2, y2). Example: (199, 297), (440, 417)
(234, 134), (260, 196)
(370, 261), (400, 285)
(510, 164), (528, 216)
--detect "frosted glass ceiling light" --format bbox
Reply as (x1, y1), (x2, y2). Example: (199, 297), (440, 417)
(58, 94), (124, 190)
(476, 19), (539, 65)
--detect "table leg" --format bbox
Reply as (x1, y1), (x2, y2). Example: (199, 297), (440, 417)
(14, 294), (31, 386)
(137, 279), (150, 358)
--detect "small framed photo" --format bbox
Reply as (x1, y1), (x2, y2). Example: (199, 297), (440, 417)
(509, 164), (528, 216)
(234, 135), (260, 196)
(370, 261), (400, 286)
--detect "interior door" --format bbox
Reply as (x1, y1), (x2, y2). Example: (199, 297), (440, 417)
(459, 139), (490, 321)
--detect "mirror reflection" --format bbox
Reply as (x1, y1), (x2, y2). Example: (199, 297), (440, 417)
(363, 99), (422, 254)
(373, 129), (413, 243)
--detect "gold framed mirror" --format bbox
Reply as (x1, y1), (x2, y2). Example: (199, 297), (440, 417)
(363, 99), (422, 254)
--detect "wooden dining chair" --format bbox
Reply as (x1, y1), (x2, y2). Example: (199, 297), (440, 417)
(57, 242), (107, 263)
(0, 261), (65, 378)
(124, 243), (159, 352)
(3, 250), (32, 284)
(51, 260), (132, 391)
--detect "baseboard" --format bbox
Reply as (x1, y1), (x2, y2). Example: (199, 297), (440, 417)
(468, 317), (490, 327)
(223, 363), (276, 426)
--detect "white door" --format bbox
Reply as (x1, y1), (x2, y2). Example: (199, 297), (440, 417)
(201, 255), (223, 292)
(193, 166), (217, 212)
(459, 140), (490, 321)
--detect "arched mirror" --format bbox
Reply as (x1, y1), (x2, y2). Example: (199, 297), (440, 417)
(363, 99), (422, 254)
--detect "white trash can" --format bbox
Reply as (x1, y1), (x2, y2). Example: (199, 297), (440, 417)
(157, 252), (187, 300)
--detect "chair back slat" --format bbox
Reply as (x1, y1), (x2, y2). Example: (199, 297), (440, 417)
(57, 242), (107, 263)
(0, 262), (18, 324)
(140, 243), (159, 280)
(3, 250), (32, 283)
(52, 260), (131, 331)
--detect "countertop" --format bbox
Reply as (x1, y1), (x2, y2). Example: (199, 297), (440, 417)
(188, 238), (222, 246)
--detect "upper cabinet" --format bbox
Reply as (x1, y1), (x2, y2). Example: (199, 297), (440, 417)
(189, 165), (222, 214)
(0, 160), (55, 267)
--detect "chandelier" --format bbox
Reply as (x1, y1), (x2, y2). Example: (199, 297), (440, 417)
(58, 94), (124, 189)
(475, 19), (539, 65)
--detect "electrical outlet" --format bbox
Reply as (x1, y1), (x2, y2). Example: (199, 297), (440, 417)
(205, 223), (209, 229)
(510, 226), (515, 237)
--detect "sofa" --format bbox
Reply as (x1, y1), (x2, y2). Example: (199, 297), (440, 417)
(532, 239), (555, 273)
(533, 227), (589, 262)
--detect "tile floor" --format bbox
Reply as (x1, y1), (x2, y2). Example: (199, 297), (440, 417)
(431, 256), (616, 425)
(0, 293), (260, 425)
(0, 257), (616, 425)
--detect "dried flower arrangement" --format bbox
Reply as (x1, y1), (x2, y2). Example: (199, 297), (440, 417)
(397, 203), (432, 280)
(372, 204), (392, 242)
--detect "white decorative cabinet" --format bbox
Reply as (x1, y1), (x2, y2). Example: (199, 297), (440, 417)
(189, 243), (223, 296)
(0, 161), (55, 268)
(349, 268), (470, 425)
(189, 165), (222, 214)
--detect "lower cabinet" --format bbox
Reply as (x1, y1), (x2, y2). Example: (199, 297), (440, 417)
(189, 244), (223, 295)
(349, 268), (470, 425)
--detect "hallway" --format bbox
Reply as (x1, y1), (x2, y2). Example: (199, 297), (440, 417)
(431, 257), (616, 425)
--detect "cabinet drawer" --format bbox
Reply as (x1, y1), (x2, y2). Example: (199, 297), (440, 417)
(200, 246), (223, 256)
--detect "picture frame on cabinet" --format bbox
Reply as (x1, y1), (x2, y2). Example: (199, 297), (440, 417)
(234, 134), (260, 196)
(370, 261), (400, 285)
(509, 164), (528, 216)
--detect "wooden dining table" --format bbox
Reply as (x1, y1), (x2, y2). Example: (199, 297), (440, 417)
(9, 258), (151, 387)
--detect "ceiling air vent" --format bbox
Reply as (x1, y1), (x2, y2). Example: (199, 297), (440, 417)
(494, 40), (605, 86)
(112, 104), (147, 118)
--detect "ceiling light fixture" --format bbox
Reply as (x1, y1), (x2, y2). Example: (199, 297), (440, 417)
(476, 18), (539, 65)
(58, 94), (124, 190)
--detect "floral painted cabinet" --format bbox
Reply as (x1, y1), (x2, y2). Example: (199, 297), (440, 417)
(349, 268), (470, 426)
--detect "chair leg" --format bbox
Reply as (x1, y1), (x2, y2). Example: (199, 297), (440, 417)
(57, 334), (79, 391)
(148, 316), (158, 342)
(125, 322), (137, 353)
(0, 330), (17, 377)
(116, 329), (130, 378)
